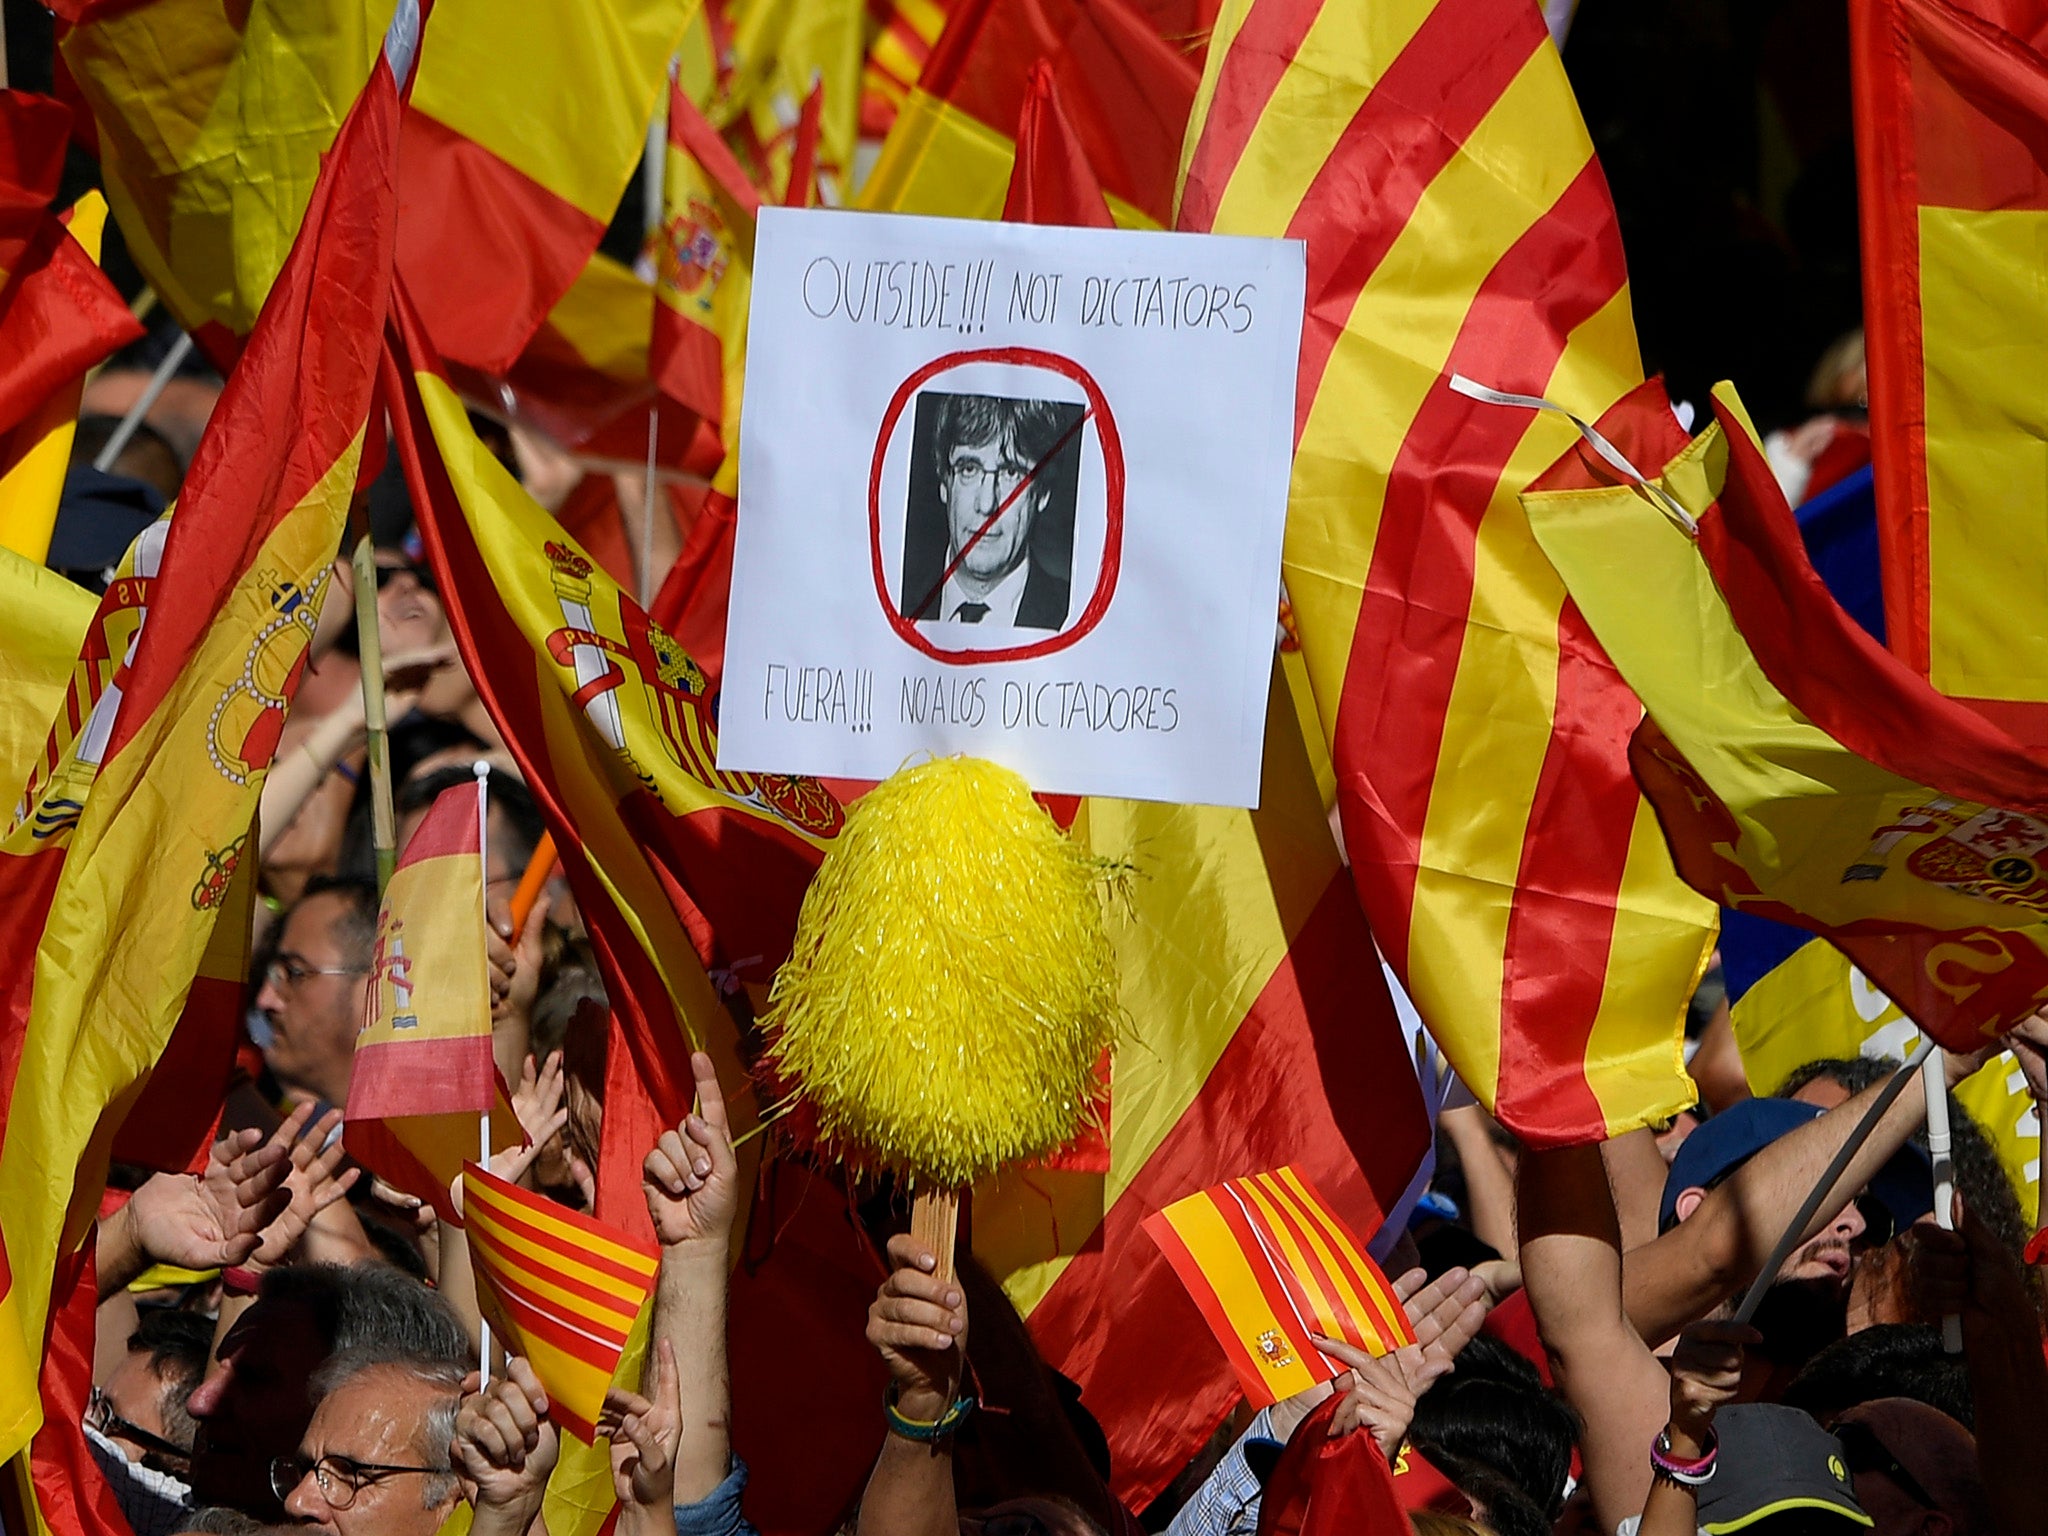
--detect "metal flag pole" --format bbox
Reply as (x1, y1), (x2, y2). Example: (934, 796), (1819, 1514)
(1735, 1038), (1935, 1323)
(1922, 1046), (1964, 1353)
(95, 331), (196, 472)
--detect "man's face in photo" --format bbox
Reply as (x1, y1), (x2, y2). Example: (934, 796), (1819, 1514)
(940, 432), (1042, 584)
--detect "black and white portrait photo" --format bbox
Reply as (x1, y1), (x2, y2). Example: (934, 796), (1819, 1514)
(898, 391), (1086, 635)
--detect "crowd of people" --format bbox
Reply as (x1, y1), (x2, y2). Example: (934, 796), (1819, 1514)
(26, 171), (2038, 1536)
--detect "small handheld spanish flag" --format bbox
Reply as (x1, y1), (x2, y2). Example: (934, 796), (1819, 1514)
(344, 775), (519, 1220)
(1142, 1168), (1413, 1409)
(461, 1162), (660, 1440)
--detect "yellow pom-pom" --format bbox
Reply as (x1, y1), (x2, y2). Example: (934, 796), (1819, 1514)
(761, 756), (1121, 1189)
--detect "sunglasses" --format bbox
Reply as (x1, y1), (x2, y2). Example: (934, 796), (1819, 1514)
(373, 561), (437, 595)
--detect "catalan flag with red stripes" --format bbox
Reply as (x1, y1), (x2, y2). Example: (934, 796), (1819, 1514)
(1144, 1167), (1414, 1409)
(462, 1162), (659, 1442)
(1853, 0), (2048, 746)
(1176, 0), (1717, 1145)
(57, 0), (687, 375)
(0, 6), (405, 1468)
(346, 778), (520, 1222)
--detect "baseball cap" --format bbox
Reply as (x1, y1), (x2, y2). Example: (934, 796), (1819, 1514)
(1834, 1398), (1990, 1535)
(1659, 1097), (1933, 1232)
(1694, 1404), (1870, 1531)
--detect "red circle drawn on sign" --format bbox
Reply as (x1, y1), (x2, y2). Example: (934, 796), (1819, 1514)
(868, 347), (1124, 667)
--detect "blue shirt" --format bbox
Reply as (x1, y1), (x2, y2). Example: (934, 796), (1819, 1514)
(672, 1456), (756, 1536)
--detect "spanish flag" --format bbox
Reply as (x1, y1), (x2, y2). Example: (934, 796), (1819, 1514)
(384, 280), (846, 1231)
(462, 1163), (659, 1443)
(0, 549), (94, 793)
(346, 777), (520, 1223)
(0, 6), (405, 1465)
(857, 0), (1198, 227)
(1178, 0), (1717, 1144)
(1853, 0), (2048, 745)
(1144, 1168), (1413, 1410)
(650, 79), (763, 431)
(1726, 917), (2040, 1217)
(1522, 378), (2048, 1052)
(58, 0), (687, 374)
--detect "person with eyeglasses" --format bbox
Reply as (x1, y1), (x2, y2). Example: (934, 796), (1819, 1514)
(904, 392), (1079, 636)
(253, 874), (380, 1111)
(273, 1349), (464, 1536)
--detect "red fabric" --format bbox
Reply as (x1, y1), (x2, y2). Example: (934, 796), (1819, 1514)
(0, 92), (143, 441)
(1002, 62), (1115, 228)
(1477, 1286), (1553, 1387)
(394, 108), (608, 377)
(1254, 1396), (1409, 1536)
(1029, 874), (1430, 1509)
(920, 0), (1197, 225)
(649, 487), (737, 684)
(30, 1237), (135, 1536)
(1852, 0), (2048, 746)
(1802, 423), (1870, 501)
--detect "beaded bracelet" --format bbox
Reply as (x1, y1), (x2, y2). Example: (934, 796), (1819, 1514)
(1650, 1428), (1717, 1488)
(885, 1386), (976, 1442)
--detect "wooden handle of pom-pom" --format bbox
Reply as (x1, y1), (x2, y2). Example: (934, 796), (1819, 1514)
(911, 1187), (960, 1285)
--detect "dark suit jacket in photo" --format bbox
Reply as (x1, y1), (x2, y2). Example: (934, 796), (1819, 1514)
(908, 558), (1071, 630)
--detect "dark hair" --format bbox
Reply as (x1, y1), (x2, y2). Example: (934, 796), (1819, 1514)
(1409, 1335), (1579, 1521)
(1778, 1057), (2031, 1267)
(1781, 1323), (1973, 1429)
(1774, 1056), (1894, 1100)
(931, 394), (1070, 478)
(129, 1307), (213, 1448)
(293, 874), (380, 967)
(257, 1260), (469, 1369)
(398, 765), (544, 877)
(1423, 1450), (1554, 1536)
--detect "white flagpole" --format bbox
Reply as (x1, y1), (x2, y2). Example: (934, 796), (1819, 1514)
(473, 760), (493, 1383)
(1921, 1047), (1964, 1353)
(95, 331), (195, 472)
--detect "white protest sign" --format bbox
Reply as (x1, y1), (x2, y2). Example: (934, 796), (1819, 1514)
(719, 208), (1305, 807)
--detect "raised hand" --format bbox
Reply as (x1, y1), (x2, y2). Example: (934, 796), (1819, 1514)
(452, 1357), (559, 1536)
(598, 1339), (681, 1511)
(249, 1106), (366, 1270)
(865, 1233), (967, 1418)
(1665, 1320), (1756, 1456)
(124, 1119), (294, 1272)
(1318, 1338), (1429, 1460)
(509, 1051), (570, 1174)
(1392, 1265), (1491, 1381)
(640, 1052), (740, 1251)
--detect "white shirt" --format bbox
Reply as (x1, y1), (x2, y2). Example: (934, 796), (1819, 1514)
(931, 556), (1032, 631)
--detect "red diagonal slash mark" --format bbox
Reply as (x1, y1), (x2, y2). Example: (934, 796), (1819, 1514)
(911, 406), (1092, 624)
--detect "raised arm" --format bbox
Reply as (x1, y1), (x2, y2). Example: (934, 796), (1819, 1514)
(1623, 1057), (1957, 1344)
(1519, 1144), (1670, 1536)
(640, 1051), (744, 1518)
(856, 1234), (970, 1536)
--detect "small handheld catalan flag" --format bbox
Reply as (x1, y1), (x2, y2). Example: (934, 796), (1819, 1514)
(461, 1162), (660, 1440)
(1142, 1167), (1414, 1409)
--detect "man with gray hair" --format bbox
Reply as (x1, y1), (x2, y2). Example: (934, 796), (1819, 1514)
(186, 1261), (468, 1520)
(273, 1348), (464, 1536)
